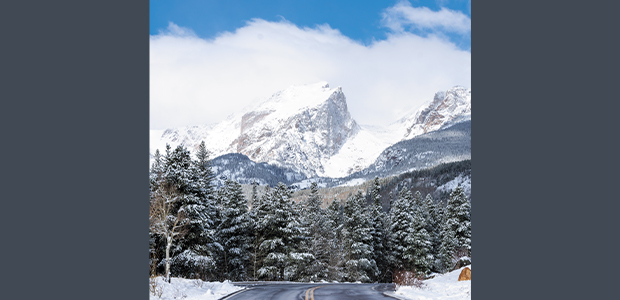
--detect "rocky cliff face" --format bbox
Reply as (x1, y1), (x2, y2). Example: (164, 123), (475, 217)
(155, 82), (359, 177)
(397, 86), (471, 140)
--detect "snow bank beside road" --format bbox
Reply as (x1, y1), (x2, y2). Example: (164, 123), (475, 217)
(391, 266), (471, 300)
(149, 277), (243, 300)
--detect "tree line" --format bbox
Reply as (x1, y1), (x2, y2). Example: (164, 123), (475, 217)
(149, 143), (471, 283)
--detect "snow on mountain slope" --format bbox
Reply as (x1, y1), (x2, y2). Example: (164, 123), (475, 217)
(395, 86), (471, 140)
(152, 82), (359, 177)
(150, 83), (471, 179)
(322, 124), (402, 177)
(322, 86), (471, 177)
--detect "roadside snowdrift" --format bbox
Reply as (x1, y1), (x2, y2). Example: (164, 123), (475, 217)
(149, 277), (243, 300)
(391, 266), (471, 300)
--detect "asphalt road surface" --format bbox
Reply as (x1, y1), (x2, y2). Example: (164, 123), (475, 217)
(223, 282), (397, 300)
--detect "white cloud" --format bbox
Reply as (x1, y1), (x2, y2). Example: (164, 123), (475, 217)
(150, 19), (470, 130)
(381, 1), (471, 34)
(158, 21), (197, 37)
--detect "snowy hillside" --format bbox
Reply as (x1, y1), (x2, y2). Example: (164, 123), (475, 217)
(210, 153), (307, 187)
(340, 120), (471, 183)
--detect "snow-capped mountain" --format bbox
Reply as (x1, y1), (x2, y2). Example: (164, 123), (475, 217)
(150, 83), (471, 179)
(394, 86), (471, 140)
(152, 82), (359, 178)
(321, 85), (471, 177)
(346, 120), (471, 181)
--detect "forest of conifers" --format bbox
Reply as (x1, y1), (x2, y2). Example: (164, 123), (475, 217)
(149, 142), (471, 283)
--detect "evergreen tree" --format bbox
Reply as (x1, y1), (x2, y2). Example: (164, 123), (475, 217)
(256, 183), (296, 280)
(150, 149), (165, 187)
(386, 187), (415, 272)
(424, 194), (441, 272)
(286, 193), (312, 281)
(298, 182), (329, 281)
(438, 186), (471, 272)
(216, 179), (253, 281)
(368, 177), (388, 282)
(325, 197), (344, 281)
(407, 192), (433, 275)
(342, 191), (377, 282)
(437, 217), (457, 272)
(447, 186), (471, 256)
(163, 144), (216, 279)
(249, 185), (270, 280)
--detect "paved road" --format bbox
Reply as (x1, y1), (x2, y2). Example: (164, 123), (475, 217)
(223, 282), (397, 300)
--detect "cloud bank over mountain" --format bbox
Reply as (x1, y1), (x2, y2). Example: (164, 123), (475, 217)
(150, 17), (470, 130)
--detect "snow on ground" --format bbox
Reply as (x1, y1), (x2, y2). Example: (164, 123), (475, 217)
(149, 277), (243, 300)
(390, 266), (471, 300)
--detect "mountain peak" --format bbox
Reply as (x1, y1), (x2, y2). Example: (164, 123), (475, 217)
(395, 86), (471, 140)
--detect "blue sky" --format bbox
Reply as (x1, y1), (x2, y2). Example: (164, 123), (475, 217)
(150, 0), (471, 50)
(150, 0), (471, 130)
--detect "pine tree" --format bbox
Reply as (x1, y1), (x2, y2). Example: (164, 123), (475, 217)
(285, 193), (313, 281)
(325, 197), (344, 281)
(298, 182), (329, 281)
(163, 144), (216, 279)
(368, 177), (388, 282)
(256, 183), (296, 280)
(150, 149), (165, 187)
(424, 194), (441, 272)
(387, 187), (415, 272)
(249, 185), (270, 280)
(438, 186), (471, 272)
(407, 191), (433, 275)
(216, 179), (253, 281)
(342, 191), (378, 282)
(447, 186), (471, 256)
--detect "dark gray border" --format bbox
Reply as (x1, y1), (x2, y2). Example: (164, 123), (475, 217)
(3, 1), (617, 299)
(2, 1), (148, 299)
(475, 1), (618, 299)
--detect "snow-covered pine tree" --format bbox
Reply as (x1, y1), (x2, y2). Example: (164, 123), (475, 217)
(256, 183), (296, 280)
(446, 186), (471, 256)
(163, 144), (216, 279)
(297, 182), (329, 281)
(368, 177), (388, 282)
(150, 149), (165, 187)
(424, 194), (441, 272)
(191, 141), (220, 278)
(386, 186), (415, 272)
(249, 185), (270, 280)
(216, 179), (253, 281)
(437, 217), (457, 272)
(407, 191), (433, 275)
(438, 186), (470, 272)
(325, 197), (344, 282)
(342, 191), (378, 283)
(286, 192), (313, 281)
